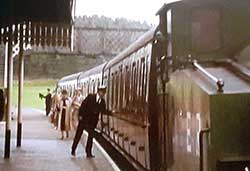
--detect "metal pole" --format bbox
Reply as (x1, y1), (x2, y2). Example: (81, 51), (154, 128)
(4, 25), (13, 159)
(4, 43), (8, 88)
(17, 24), (24, 147)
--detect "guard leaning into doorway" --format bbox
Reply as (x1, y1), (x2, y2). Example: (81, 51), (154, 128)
(71, 85), (111, 158)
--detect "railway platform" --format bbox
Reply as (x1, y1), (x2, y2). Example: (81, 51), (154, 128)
(0, 108), (120, 171)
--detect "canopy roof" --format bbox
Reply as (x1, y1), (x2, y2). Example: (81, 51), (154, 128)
(0, 0), (74, 48)
(0, 0), (73, 26)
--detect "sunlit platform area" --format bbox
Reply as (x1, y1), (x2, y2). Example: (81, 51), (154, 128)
(0, 108), (120, 171)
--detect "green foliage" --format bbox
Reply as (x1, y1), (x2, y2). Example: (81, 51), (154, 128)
(12, 80), (56, 109)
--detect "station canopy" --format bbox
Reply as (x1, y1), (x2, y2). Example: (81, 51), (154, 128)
(0, 0), (74, 48)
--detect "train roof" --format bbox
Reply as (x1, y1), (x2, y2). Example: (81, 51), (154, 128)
(104, 27), (157, 69)
(156, 0), (182, 15)
(58, 72), (82, 84)
(79, 63), (106, 80)
(157, 0), (250, 15)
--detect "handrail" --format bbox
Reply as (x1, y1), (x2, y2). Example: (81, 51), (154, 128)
(192, 60), (224, 92)
(226, 59), (250, 79)
(199, 128), (210, 171)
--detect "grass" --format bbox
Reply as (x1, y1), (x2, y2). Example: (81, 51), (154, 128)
(12, 79), (57, 109)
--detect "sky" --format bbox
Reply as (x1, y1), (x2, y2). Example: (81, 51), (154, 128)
(75, 0), (178, 24)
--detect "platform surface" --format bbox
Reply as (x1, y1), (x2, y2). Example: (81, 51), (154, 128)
(0, 108), (120, 171)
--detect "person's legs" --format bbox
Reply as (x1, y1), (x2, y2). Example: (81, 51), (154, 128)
(61, 131), (64, 140)
(46, 105), (50, 116)
(85, 128), (94, 157)
(71, 123), (84, 155)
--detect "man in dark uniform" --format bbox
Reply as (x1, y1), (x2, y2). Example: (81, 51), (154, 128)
(39, 88), (52, 116)
(71, 85), (110, 158)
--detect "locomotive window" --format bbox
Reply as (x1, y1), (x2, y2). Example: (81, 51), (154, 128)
(167, 10), (172, 34)
(191, 7), (221, 52)
(167, 9), (172, 57)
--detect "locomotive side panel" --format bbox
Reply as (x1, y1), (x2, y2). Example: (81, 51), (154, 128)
(210, 93), (250, 171)
(166, 70), (210, 171)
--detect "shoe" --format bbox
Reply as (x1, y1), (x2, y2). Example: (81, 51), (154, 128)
(86, 154), (95, 158)
(71, 150), (76, 156)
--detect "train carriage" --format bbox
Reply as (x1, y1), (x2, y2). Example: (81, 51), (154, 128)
(78, 63), (106, 98)
(57, 72), (81, 97)
(57, 0), (250, 170)
(101, 28), (156, 169)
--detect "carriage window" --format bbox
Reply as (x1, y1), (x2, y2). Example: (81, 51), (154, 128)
(68, 86), (71, 96)
(103, 75), (107, 87)
(191, 7), (221, 51)
(109, 73), (114, 110)
(97, 79), (100, 87)
(132, 62), (136, 108)
(87, 81), (89, 94)
(115, 71), (119, 109)
(136, 60), (140, 111)
(92, 80), (95, 93)
(124, 66), (129, 109)
(83, 83), (86, 94)
(111, 73), (115, 109)
(141, 58), (145, 113)
(119, 66), (123, 111)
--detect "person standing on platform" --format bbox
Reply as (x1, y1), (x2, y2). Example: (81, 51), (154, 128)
(71, 85), (110, 158)
(51, 92), (61, 129)
(39, 88), (52, 116)
(71, 89), (83, 130)
(58, 90), (72, 140)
